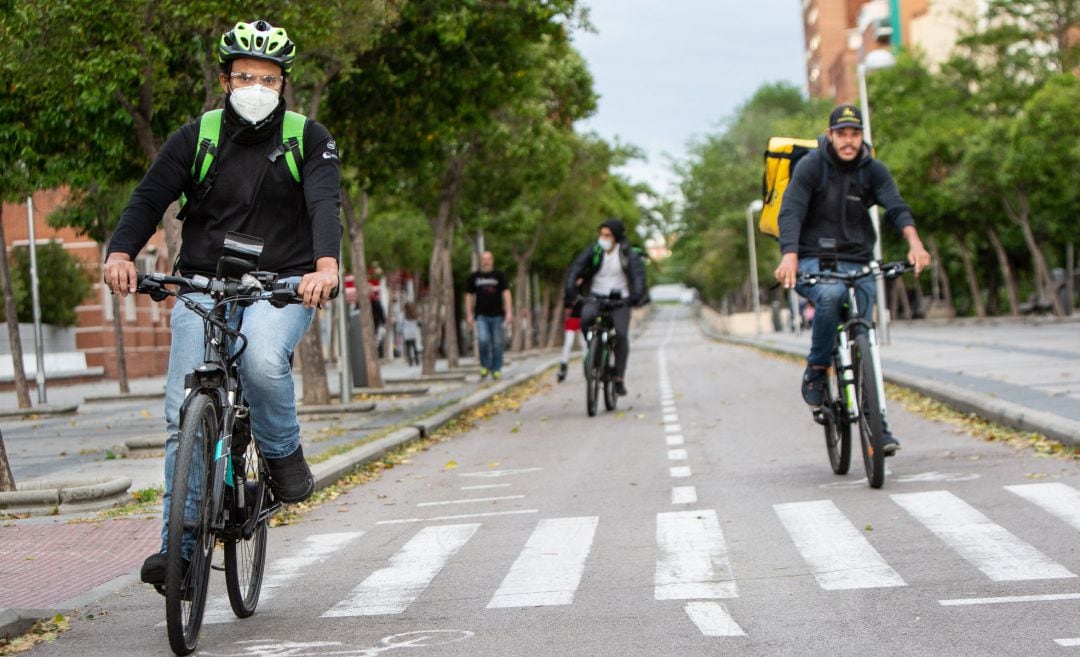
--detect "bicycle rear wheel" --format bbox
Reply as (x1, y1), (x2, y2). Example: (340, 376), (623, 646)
(166, 393), (218, 655)
(602, 342), (617, 411)
(224, 426), (268, 618)
(584, 338), (600, 417)
(823, 364), (851, 475)
(854, 334), (886, 488)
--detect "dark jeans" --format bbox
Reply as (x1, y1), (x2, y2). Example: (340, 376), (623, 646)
(404, 339), (419, 366)
(795, 258), (876, 368)
(580, 299), (630, 379)
(475, 314), (506, 372)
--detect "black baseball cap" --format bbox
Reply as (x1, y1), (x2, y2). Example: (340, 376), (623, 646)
(829, 104), (864, 131)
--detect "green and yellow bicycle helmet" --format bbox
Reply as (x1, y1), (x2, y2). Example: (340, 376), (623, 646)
(218, 20), (296, 75)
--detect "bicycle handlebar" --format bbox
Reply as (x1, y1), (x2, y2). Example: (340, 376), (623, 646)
(796, 261), (912, 287)
(136, 272), (338, 307)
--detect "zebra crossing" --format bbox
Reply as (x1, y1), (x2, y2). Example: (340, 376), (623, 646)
(199, 482), (1080, 630)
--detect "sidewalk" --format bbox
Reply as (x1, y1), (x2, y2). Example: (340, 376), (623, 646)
(701, 311), (1080, 446)
(0, 349), (563, 638)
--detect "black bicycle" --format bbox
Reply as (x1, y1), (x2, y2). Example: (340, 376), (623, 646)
(582, 293), (625, 417)
(798, 260), (912, 489)
(136, 237), (314, 655)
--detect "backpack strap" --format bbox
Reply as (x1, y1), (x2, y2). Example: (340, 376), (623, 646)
(192, 109), (224, 183)
(281, 111), (306, 184)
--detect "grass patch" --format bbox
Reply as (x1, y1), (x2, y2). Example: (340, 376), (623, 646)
(0, 614), (69, 655)
(271, 374), (551, 527)
(69, 485), (164, 524)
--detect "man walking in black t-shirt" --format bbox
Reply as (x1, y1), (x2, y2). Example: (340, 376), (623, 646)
(465, 251), (513, 379)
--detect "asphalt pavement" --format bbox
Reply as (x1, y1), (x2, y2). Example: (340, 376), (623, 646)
(10, 305), (1080, 657)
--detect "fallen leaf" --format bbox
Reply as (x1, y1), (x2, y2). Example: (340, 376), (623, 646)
(337, 505), (349, 512)
(636, 414), (645, 420)
(140, 410), (152, 418)
(444, 460), (458, 470)
(864, 524), (873, 531)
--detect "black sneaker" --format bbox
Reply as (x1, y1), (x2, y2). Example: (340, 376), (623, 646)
(557, 362), (567, 382)
(265, 445), (315, 503)
(141, 552), (168, 585)
(141, 552), (190, 588)
(801, 366), (827, 406)
(883, 431), (901, 456)
(614, 379), (628, 396)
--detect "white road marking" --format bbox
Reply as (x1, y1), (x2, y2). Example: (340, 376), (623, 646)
(893, 471), (981, 483)
(666, 434), (685, 446)
(1006, 483), (1080, 532)
(460, 483), (512, 490)
(459, 467), (542, 478)
(671, 486), (698, 505)
(487, 516), (599, 608)
(1055, 638), (1080, 646)
(664, 424), (683, 433)
(774, 500), (906, 590)
(376, 509), (539, 525)
(323, 524), (479, 616)
(670, 466), (692, 478)
(655, 509), (737, 599)
(939, 593), (1080, 606)
(892, 491), (1076, 581)
(668, 449), (688, 460)
(663, 413), (679, 423)
(201, 532), (364, 625)
(684, 602), (746, 637)
(417, 495), (525, 507)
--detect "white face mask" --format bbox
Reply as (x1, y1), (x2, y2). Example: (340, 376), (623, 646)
(229, 85), (280, 124)
(597, 237), (614, 252)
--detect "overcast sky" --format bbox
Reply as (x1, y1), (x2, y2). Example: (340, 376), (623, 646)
(573, 1), (807, 197)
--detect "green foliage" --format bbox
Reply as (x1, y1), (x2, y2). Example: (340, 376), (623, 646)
(0, 242), (92, 327)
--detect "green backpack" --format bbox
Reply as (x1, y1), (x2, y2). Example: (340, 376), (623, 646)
(179, 108), (306, 215)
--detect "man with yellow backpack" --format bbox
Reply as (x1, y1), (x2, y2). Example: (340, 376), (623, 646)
(771, 104), (931, 455)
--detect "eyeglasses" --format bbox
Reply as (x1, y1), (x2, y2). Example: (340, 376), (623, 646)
(229, 72), (284, 88)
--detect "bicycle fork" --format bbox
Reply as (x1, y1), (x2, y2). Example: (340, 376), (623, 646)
(836, 330), (859, 420)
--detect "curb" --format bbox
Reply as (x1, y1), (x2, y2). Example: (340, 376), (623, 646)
(0, 353), (564, 639)
(297, 401), (377, 416)
(82, 391), (165, 404)
(0, 404), (79, 419)
(0, 477), (134, 517)
(698, 317), (1080, 447)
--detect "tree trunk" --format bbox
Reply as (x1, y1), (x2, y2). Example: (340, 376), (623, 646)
(441, 225), (459, 368)
(927, 236), (954, 313)
(1068, 242), (1075, 315)
(955, 238), (987, 319)
(511, 253), (530, 352)
(545, 285), (563, 349)
(1003, 193), (1066, 316)
(298, 322), (330, 405)
(0, 428), (14, 492)
(986, 225), (1020, 317)
(0, 207), (31, 409)
(537, 284), (552, 351)
(111, 294), (131, 393)
(342, 189), (384, 388)
(422, 155), (467, 375)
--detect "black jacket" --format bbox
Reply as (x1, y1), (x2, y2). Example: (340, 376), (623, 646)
(564, 241), (649, 307)
(108, 100), (343, 278)
(777, 135), (915, 262)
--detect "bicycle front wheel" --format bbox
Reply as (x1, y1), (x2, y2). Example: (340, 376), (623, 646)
(224, 428), (268, 618)
(602, 343), (617, 411)
(166, 393), (219, 656)
(823, 364), (852, 475)
(854, 334), (886, 488)
(584, 338), (600, 417)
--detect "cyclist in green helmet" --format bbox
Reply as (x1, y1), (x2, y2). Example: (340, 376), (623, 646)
(103, 19), (343, 587)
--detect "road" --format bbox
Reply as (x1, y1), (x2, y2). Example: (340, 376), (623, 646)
(29, 306), (1080, 656)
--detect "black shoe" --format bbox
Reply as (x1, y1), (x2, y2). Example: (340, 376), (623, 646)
(883, 431), (901, 456)
(801, 366), (827, 406)
(265, 445), (315, 503)
(141, 552), (168, 585)
(141, 552), (190, 588)
(557, 362), (567, 382)
(614, 379), (628, 396)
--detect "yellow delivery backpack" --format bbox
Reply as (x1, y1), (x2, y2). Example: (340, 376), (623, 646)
(759, 137), (818, 238)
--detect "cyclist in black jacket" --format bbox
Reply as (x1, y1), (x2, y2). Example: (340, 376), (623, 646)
(564, 218), (649, 396)
(102, 20), (342, 586)
(773, 104), (930, 454)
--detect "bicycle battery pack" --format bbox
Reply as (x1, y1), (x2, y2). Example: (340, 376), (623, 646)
(218, 232), (264, 279)
(817, 237), (838, 271)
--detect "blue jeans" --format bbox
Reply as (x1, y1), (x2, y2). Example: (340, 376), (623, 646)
(475, 314), (505, 372)
(161, 279), (315, 554)
(795, 258), (877, 368)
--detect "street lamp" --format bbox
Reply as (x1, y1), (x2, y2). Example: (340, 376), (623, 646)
(857, 47), (897, 344)
(745, 200), (763, 335)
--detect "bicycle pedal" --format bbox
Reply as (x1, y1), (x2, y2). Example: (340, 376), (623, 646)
(211, 563), (226, 572)
(812, 407), (831, 426)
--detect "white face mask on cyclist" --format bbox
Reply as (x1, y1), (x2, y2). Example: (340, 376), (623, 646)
(597, 237), (614, 252)
(229, 85), (279, 124)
